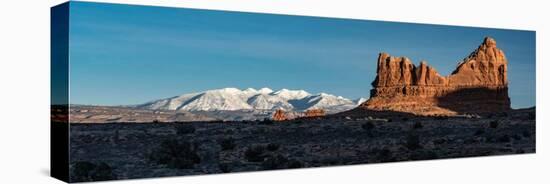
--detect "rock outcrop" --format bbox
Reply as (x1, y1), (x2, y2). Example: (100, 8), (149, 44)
(361, 37), (511, 115)
(304, 109), (326, 118)
(272, 109), (288, 121)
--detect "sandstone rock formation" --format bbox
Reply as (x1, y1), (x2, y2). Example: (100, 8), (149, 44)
(272, 109), (288, 121)
(304, 109), (326, 118)
(360, 37), (511, 115)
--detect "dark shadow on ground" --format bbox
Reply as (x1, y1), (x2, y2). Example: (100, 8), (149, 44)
(436, 87), (511, 114)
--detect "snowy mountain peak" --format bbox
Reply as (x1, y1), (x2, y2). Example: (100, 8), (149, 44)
(137, 87), (366, 114)
(318, 92), (332, 97)
(244, 88), (258, 93)
(215, 87), (242, 94)
(355, 97), (368, 105)
(258, 87), (273, 94)
(273, 89), (311, 100)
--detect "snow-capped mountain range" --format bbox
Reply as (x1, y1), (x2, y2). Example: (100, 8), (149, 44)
(136, 87), (366, 114)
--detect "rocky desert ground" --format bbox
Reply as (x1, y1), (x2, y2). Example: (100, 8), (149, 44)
(62, 37), (535, 182)
(68, 107), (535, 182)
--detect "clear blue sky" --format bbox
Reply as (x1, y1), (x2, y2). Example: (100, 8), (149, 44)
(68, 1), (536, 108)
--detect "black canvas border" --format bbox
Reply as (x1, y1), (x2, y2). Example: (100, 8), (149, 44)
(51, 2), (70, 183)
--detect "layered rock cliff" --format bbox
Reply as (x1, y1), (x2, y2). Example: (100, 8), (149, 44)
(361, 37), (511, 115)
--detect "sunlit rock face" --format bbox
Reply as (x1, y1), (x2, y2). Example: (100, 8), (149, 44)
(361, 37), (510, 115)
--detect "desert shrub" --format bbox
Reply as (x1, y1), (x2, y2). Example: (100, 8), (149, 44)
(287, 159), (304, 168)
(149, 139), (201, 169)
(489, 120), (499, 128)
(497, 134), (511, 143)
(71, 161), (116, 182)
(501, 112), (509, 117)
(511, 134), (522, 141)
(374, 148), (394, 162)
(433, 138), (446, 145)
(410, 150), (438, 160)
(435, 116), (448, 120)
(522, 130), (531, 138)
(464, 138), (477, 144)
(361, 122), (375, 131)
(218, 163), (231, 173)
(224, 129), (235, 134)
(516, 149), (525, 154)
(245, 145), (267, 162)
(152, 119), (160, 123)
(405, 134), (422, 150)
(260, 118), (274, 125)
(176, 124), (196, 135)
(266, 143), (280, 151)
(412, 121), (423, 129)
(219, 137), (236, 151)
(262, 154), (288, 170)
(474, 129), (485, 136)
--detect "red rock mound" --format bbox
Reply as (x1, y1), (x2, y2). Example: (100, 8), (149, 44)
(360, 37), (511, 115)
(272, 109), (288, 121)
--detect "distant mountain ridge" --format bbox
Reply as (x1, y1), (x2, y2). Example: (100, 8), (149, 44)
(136, 87), (365, 114)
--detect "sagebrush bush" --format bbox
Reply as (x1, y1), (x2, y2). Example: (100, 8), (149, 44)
(522, 130), (531, 138)
(149, 139), (201, 169)
(410, 150), (438, 160)
(474, 129), (485, 136)
(287, 159), (304, 169)
(244, 145), (266, 162)
(262, 154), (288, 170)
(218, 163), (231, 173)
(260, 118), (274, 125)
(266, 143), (280, 151)
(412, 121), (423, 129)
(374, 148), (394, 162)
(219, 137), (236, 150)
(497, 134), (511, 143)
(489, 120), (499, 128)
(176, 124), (196, 135)
(361, 122), (375, 131)
(71, 161), (116, 182)
(405, 134), (422, 150)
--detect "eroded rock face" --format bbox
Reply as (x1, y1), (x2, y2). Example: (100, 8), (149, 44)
(272, 109), (288, 121)
(361, 37), (511, 115)
(304, 109), (326, 118)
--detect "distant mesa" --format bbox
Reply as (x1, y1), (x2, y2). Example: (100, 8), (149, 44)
(358, 37), (511, 116)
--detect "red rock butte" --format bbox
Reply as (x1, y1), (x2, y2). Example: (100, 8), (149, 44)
(359, 37), (511, 116)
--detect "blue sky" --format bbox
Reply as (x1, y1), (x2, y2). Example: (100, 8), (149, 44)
(68, 2), (536, 108)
